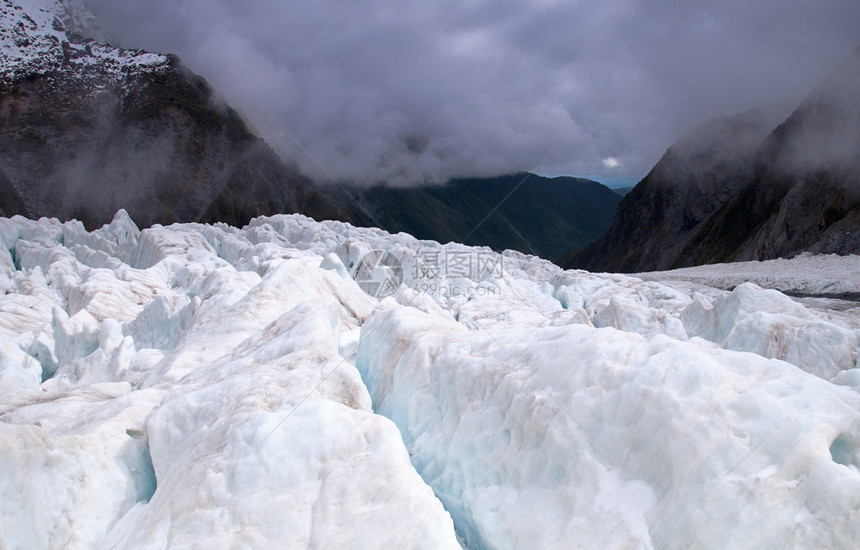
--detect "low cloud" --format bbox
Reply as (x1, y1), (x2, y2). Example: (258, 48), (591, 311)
(602, 157), (621, 170)
(83, 0), (860, 186)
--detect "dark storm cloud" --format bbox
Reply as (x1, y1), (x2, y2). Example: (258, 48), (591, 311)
(83, 0), (860, 185)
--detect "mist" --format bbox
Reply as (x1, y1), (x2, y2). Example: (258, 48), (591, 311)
(765, 46), (860, 184)
(82, 0), (860, 187)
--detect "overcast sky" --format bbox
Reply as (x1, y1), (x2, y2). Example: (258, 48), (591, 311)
(84, 0), (860, 187)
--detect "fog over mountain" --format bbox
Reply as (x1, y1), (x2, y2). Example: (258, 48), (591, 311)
(565, 46), (860, 272)
(0, 0), (620, 257)
(82, 0), (860, 186)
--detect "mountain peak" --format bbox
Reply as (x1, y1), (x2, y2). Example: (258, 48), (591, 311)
(758, 45), (860, 180)
(0, 0), (169, 90)
(0, 0), (355, 228)
(565, 46), (860, 272)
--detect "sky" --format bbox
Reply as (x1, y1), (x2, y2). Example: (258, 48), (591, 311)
(83, 0), (860, 187)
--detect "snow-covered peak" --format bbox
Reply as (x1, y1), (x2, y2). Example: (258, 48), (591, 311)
(0, 0), (168, 85)
(1, 0), (67, 78)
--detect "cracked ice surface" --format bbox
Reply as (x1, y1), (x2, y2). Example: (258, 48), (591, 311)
(1, 210), (859, 549)
(0, 211), (458, 549)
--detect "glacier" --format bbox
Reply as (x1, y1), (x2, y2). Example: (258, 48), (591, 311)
(0, 210), (858, 549)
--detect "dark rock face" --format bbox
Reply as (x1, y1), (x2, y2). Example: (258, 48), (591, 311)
(566, 48), (860, 273)
(0, 163), (26, 217)
(680, 49), (860, 265)
(566, 105), (788, 272)
(0, 0), (349, 229)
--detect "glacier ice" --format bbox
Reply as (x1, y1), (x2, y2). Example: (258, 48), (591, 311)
(357, 300), (860, 549)
(0, 210), (858, 548)
(0, 212), (459, 549)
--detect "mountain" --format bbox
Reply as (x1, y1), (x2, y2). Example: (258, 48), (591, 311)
(0, 0), (350, 229)
(332, 173), (621, 260)
(566, 47), (860, 273)
(679, 48), (860, 265)
(0, 1), (619, 259)
(562, 104), (791, 272)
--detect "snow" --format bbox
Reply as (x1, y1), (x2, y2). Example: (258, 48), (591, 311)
(0, 210), (858, 548)
(0, 0), (169, 85)
(636, 252), (860, 297)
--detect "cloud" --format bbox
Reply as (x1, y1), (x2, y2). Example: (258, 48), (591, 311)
(603, 157), (621, 170)
(83, 0), (860, 186)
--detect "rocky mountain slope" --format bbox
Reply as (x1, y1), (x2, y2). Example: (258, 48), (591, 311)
(333, 173), (621, 260)
(680, 48), (860, 265)
(0, 0), (620, 261)
(0, 0), (350, 229)
(566, 47), (860, 273)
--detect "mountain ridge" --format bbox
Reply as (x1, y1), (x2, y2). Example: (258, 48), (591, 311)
(0, 0), (621, 260)
(330, 173), (621, 260)
(0, 0), (353, 228)
(564, 47), (860, 272)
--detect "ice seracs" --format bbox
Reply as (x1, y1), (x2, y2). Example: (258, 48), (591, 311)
(0, 212), (459, 549)
(357, 297), (860, 549)
(0, 210), (858, 548)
